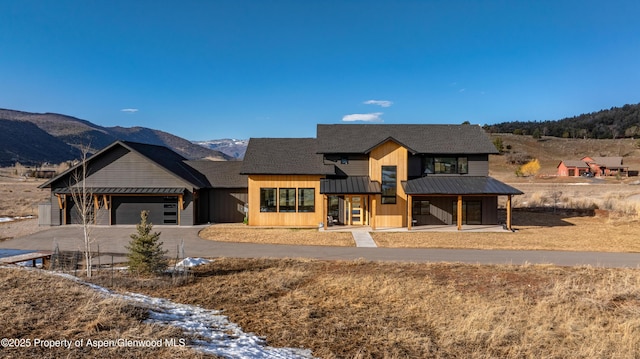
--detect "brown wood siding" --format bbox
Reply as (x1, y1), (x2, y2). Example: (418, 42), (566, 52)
(248, 175), (323, 226)
(369, 141), (408, 227)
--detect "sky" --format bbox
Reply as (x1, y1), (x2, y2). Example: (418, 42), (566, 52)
(1, 1), (640, 140)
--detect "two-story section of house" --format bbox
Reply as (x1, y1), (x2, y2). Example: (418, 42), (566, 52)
(242, 124), (522, 230)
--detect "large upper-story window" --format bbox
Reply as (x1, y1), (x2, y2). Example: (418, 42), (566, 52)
(381, 165), (397, 204)
(423, 157), (468, 175)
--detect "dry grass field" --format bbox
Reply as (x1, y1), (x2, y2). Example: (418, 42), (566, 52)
(0, 174), (48, 217)
(0, 267), (208, 359)
(84, 258), (640, 359)
(199, 224), (355, 246)
(373, 210), (640, 252)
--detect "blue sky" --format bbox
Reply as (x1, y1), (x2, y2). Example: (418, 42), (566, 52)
(1, 1), (639, 140)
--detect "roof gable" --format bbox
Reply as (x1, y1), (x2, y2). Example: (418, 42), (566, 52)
(558, 160), (589, 168)
(316, 124), (498, 154)
(40, 141), (209, 189)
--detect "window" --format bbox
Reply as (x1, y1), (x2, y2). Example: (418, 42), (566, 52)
(434, 157), (457, 174)
(279, 188), (296, 212)
(298, 188), (315, 212)
(328, 196), (340, 218)
(381, 165), (397, 204)
(424, 156), (468, 175)
(260, 188), (276, 212)
(412, 200), (430, 216)
(457, 157), (468, 174)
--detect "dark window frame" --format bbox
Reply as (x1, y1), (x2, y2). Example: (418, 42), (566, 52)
(298, 188), (315, 212)
(279, 188), (296, 212)
(412, 200), (430, 216)
(259, 188), (277, 212)
(381, 165), (397, 204)
(423, 156), (469, 175)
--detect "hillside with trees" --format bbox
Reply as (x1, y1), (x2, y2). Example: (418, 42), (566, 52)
(485, 103), (640, 139)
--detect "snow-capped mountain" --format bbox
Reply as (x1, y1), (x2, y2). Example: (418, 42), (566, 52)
(193, 139), (248, 159)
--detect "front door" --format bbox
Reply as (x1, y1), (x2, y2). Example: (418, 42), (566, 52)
(348, 195), (367, 225)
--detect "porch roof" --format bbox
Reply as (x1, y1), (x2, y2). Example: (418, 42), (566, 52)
(53, 187), (186, 195)
(320, 176), (381, 194)
(402, 176), (523, 196)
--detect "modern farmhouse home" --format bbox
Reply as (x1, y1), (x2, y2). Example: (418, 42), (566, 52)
(39, 124), (522, 230)
(241, 124), (522, 230)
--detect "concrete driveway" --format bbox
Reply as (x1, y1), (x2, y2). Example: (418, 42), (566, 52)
(2, 225), (640, 268)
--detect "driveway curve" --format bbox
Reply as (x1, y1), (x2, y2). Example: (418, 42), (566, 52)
(1, 225), (640, 268)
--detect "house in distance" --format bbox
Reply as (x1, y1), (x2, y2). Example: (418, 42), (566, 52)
(39, 124), (522, 230)
(557, 156), (629, 177)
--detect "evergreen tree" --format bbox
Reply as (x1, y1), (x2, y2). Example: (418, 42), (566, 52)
(126, 210), (168, 275)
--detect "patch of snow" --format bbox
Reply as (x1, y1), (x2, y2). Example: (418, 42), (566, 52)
(46, 270), (315, 359)
(175, 257), (211, 268)
(0, 215), (35, 223)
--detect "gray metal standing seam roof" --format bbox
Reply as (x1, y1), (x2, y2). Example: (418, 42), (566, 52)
(320, 176), (382, 194)
(53, 187), (186, 195)
(402, 176), (523, 195)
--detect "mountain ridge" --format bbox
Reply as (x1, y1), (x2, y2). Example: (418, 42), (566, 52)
(485, 102), (640, 139)
(0, 109), (231, 166)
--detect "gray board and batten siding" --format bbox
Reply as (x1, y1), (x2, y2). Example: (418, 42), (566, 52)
(41, 142), (200, 226)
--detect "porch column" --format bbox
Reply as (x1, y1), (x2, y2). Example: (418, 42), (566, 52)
(347, 196), (352, 225)
(62, 195), (67, 225)
(407, 194), (413, 231)
(323, 195), (328, 229)
(506, 194), (512, 231)
(371, 195), (377, 230)
(457, 195), (463, 231)
(93, 195), (100, 225)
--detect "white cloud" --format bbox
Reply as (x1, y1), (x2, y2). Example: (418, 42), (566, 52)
(120, 108), (139, 113)
(363, 100), (393, 108)
(342, 112), (384, 122)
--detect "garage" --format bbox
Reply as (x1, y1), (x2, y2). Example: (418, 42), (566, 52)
(112, 196), (179, 225)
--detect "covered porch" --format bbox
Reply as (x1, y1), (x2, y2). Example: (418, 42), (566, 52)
(402, 176), (523, 231)
(320, 176), (382, 229)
